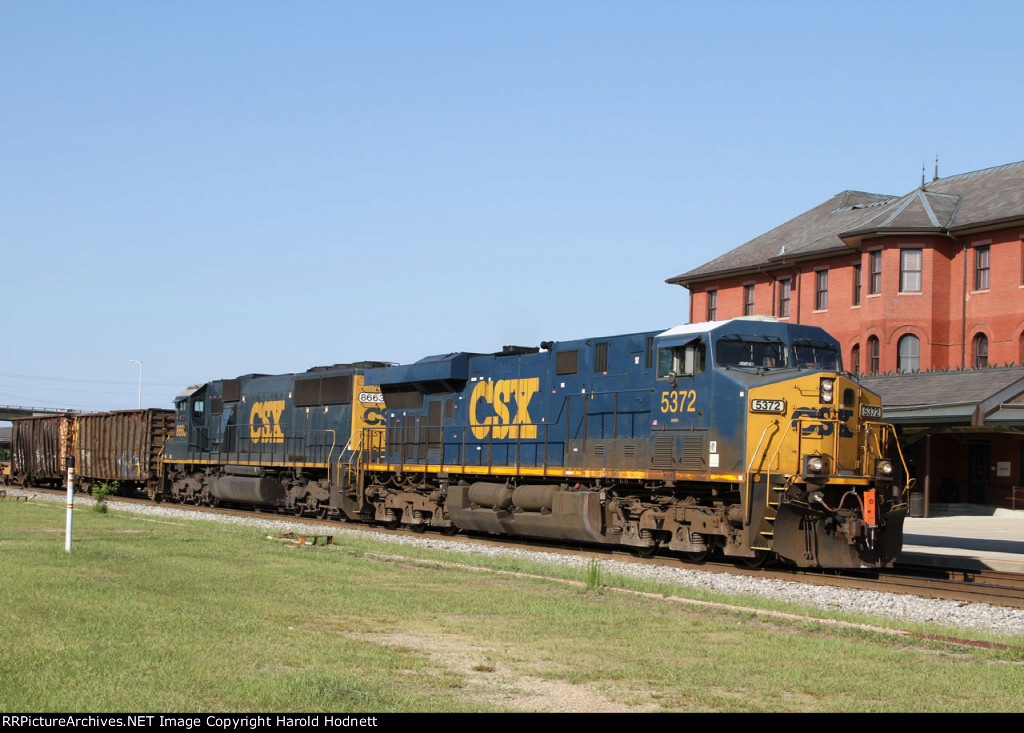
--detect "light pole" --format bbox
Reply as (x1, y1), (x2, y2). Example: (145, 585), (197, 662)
(130, 359), (143, 409)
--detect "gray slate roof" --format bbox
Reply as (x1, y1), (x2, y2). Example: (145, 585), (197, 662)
(859, 367), (1024, 426)
(670, 160), (1024, 286)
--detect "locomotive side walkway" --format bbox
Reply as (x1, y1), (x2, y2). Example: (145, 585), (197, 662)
(900, 503), (1024, 572)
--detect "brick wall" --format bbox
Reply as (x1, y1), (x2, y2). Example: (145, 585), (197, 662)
(688, 225), (1024, 372)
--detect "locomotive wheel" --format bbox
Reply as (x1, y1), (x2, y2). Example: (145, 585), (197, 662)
(410, 523), (427, 534)
(682, 547), (715, 564)
(316, 507), (329, 520)
(740, 550), (774, 569)
(633, 544), (659, 559)
(439, 525), (459, 536)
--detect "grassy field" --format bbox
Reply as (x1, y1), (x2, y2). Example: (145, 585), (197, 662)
(2, 499), (1023, 713)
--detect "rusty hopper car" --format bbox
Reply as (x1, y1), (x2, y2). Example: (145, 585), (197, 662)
(11, 414), (75, 488)
(74, 409), (174, 496)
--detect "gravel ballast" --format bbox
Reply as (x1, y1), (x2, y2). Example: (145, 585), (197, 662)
(12, 489), (1024, 637)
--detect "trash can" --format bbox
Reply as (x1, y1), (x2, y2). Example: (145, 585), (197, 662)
(909, 491), (925, 518)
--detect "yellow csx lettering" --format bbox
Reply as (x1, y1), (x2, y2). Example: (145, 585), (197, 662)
(469, 378), (540, 440)
(250, 400), (285, 444)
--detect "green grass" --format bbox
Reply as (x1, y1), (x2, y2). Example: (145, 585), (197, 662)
(2, 500), (1023, 713)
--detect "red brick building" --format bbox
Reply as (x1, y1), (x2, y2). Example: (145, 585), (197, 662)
(668, 160), (1024, 375)
(668, 160), (1024, 510)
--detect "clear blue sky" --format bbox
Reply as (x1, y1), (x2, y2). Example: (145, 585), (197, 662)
(3, 0), (1022, 416)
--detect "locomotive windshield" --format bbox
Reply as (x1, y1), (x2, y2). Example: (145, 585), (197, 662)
(714, 335), (788, 369)
(793, 339), (842, 371)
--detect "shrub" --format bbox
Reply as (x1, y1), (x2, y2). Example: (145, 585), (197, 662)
(91, 481), (119, 513)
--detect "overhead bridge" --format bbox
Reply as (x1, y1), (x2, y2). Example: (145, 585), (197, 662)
(0, 405), (82, 421)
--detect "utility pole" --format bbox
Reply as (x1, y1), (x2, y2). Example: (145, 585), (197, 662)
(130, 359), (143, 409)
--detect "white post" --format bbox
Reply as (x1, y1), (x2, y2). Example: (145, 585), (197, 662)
(65, 457), (75, 552)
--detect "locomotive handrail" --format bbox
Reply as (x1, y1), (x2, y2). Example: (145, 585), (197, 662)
(746, 420), (780, 475)
(324, 429), (337, 486)
(556, 389), (654, 445)
(759, 412), (853, 514)
(744, 420), (781, 526)
(366, 422), (561, 475)
(865, 422), (911, 502)
(755, 417), (803, 524)
(179, 425), (346, 468)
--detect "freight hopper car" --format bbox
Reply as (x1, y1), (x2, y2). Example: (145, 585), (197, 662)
(10, 413), (75, 488)
(12, 410), (175, 495)
(354, 318), (909, 568)
(74, 409), (174, 496)
(160, 362), (389, 516)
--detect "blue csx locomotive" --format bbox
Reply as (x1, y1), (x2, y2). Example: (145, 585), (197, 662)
(161, 318), (908, 568)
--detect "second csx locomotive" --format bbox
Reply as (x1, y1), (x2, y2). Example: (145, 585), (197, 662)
(161, 362), (389, 518)
(161, 317), (908, 568)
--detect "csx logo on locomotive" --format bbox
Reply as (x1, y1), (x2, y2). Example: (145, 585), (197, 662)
(791, 407), (854, 438)
(250, 400), (285, 444)
(469, 378), (540, 439)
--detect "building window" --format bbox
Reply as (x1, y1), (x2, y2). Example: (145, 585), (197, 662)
(815, 270), (828, 310)
(897, 334), (920, 373)
(851, 344), (860, 376)
(853, 264), (862, 306)
(900, 249), (922, 292)
(868, 336), (880, 374)
(706, 290), (717, 321)
(778, 278), (791, 318)
(973, 333), (989, 368)
(869, 250), (882, 294)
(743, 284), (755, 316)
(975, 245), (990, 290)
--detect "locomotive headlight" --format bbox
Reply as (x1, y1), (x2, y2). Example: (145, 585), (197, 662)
(804, 455), (825, 474)
(876, 459), (894, 477)
(819, 378), (834, 404)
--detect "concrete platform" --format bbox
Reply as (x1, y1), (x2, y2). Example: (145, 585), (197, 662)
(899, 503), (1024, 573)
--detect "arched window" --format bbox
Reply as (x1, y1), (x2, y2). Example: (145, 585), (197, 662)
(851, 344), (860, 376)
(868, 336), (880, 375)
(973, 333), (989, 368)
(897, 335), (920, 373)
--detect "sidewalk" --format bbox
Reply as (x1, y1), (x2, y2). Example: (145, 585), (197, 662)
(900, 503), (1024, 572)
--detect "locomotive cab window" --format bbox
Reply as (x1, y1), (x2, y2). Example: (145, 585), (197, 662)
(715, 336), (787, 369)
(657, 339), (705, 378)
(793, 340), (842, 371)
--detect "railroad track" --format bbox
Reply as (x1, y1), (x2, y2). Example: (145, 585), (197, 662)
(11, 485), (1024, 610)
